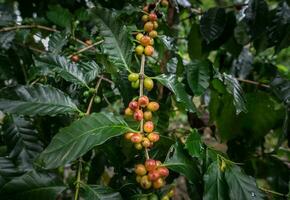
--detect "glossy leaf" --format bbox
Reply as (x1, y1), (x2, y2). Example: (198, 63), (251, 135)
(37, 112), (130, 169)
(0, 170), (65, 200)
(200, 7), (226, 43)
(186, 60), (211, 95)
(155, 74), (196, 113)
(203, 161), (229, 200)
(48, 32), (68, 54)
(225, 165), (264, 200)
(81, 184), (122, 200)
(92, 7), (132, 71)
(184, 129), (203, 158)
(46, 5), (72, 29)
(0, 84), (79, 116)
(164, 143), (200, 183)
(188, 23), (203, 60)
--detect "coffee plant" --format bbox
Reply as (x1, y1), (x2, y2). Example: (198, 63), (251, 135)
(0, 0), (289, 199)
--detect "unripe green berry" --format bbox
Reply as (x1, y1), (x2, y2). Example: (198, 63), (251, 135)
(128, 73), (139, 82)
(94, 95), (101, 104)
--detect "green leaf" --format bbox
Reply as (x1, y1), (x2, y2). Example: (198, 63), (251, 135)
(0, 157), (24, 188)
(223, 73), (247, 114)
(244, 0), (269, 40)
(164, 143), (200, 183)
(92, 7), (132, 71)
(155, 74), (196, 113)
(46, 5), (72, 29)
(186, 60), (211, 96)
(225, 165), (264, 200)
(81, 184), (122, 200)
(44, 55), (91, 87)
(3, 116), (43, 163)
(203, 161), (229, 200)
(37, 112), (130, 169)
(0, 170), (65, 200)
(188, 23), (203, 60)
(271, 75), (290, 105)
(200, 7), (227, 43)
(0, 32), (15, 50)
(0, 84), (79, 116)
(184, 129), (203, 158)
(48, 32), (68, 54)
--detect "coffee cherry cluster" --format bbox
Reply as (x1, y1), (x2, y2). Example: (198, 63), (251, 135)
(135, 5), (160, 57)
(128, 73), (154, 91)
(124, 96), (160, 150)
(135, 159), (169, 189)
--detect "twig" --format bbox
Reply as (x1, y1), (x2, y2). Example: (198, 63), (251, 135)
(237, 78), (270, 88)
(0, 24), (58, 33)
(68, 40), (104, 58)
(259, 186), (288, 198)
(97, 75), (114, 85)
(85, 76), (103, 115)
(74, 159), (82, 200)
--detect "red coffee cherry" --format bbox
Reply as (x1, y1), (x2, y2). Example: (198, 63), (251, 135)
(140, 36), (151, 46)
(138, 96), (149, 107)
(144, 121), (154, 133)
(135, 164), (147, 176)
(85, 39), (93, 45)
(148, 170), (160, 181)
(149, 13), (158, 21)
(147, 102), (159, 112)
(157, 166), (169, 177)
(131, 133), (143, 143)
(145, 159), (157, 171)
(147, 132), (160, 142)
(71, 55), (80, 62)
(144, 45), (154, 56)
(129, 101), (138, 111)
(134, 110), (143, 121)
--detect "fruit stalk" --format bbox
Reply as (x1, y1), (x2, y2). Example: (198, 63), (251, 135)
(139, 54), (150, 160)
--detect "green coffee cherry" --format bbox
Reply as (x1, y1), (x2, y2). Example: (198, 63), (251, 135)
(89, 88), (96, 94)
(128, 73), (139, 82)
(94, 95), (101, 104)
(83, 91), (90, 97)
(131, 80), (140, 89)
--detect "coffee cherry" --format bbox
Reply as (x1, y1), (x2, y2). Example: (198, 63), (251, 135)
(149, 13), (158, 21)
(142, 137), (151, 148)
(138, 96), (149, 107)
(136, 175), (142, 183)
(131, 80), (140, 89)
(135, 164), (147, 176)
(168, 189), (175, 197)
(144, 22), (154, 32)
(135, 143), (143, 150)
(83, 91), (90, 97)
(140, 36), (151, 46)
(143, 5), (149, 12)
(144, 45), (154, 56)
(147, 102), (159, 112)
(153, 21), (159, 29)
(140, 175), (152, 189)
(142, 15), (149, 22)
(161, 0), (169, 7)
(144, 121), (154, 133)
(71, 55), (80, 62)
(161, 196), (170, 200)
(135, 45), (144, 55)
(134, 110), (143, 121)
(147, 132), (160, 142)
(85, 39), (93, 45)
(143, 111), (152, 121)
(94, 95), (101, 104)
(149, 30), (158, 38)
(125, 107), (134, 116)
(153, 177), (165, 189)
(148, 170), (160, 181)
(144, 77), (154, 91)
(149, 194), (159, 200)
(150, 38), (154, 45)
(129, 101), (138, 111)
(145, 159), (157, 171)
(131, 133), (143, 143)
(136, 33), (144, 41)
(128, 73), (139, 82)
(156, 160), (162, 167)
(124, 132), (134, 140)
(157, 167), (169, 177)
